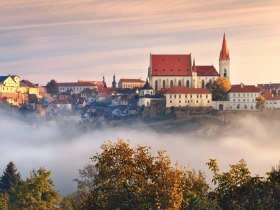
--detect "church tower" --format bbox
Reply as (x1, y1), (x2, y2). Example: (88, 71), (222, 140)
(219, 33), (230, 79)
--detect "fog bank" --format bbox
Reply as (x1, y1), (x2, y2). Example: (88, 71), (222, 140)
(0, 113), (280, 195)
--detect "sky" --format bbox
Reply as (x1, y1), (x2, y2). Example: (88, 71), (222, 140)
(0, 0), (279, 85)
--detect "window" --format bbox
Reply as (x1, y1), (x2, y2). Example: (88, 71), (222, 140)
(170, 80), (174, 87)
(170, 100), (172, 103)
(186, 80), (190, 87)
(179, 100), (181, 103)
(202, 80), (205, 88)
(179, 95), (181, 98)
(174, 95), (176, 98)
(178, 80), (182, 87)
(155, 80), (158, 91)
(224, 69), (227, 77)
(162, 80), (166, 88)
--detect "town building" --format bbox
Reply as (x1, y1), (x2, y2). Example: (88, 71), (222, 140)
(165, 87), (212, 108)
(228, 83), (261, 111)
(118, 78), (145, 89)
(138, 80), (155, 107)
(258, 83), (280, 96)
(147, 34), (229, 92)
(57, 80), (101, 94)
(263, 90), (280, 110)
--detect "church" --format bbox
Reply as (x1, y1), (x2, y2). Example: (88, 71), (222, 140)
(147, 33), (230, 91)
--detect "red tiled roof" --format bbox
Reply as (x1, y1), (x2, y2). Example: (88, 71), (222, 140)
(263, 90), (280, 100)
(196, 66), (219, 76)
(166, 87), (210, 94)
(231, 84), (260, 93)
(219, 33), (230, 61)
(119, 79), (145, 83)
(151, 54), (192, 76)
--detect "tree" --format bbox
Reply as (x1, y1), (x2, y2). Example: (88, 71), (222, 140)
(0, 193), (9, 210)
(207, 77), (231, 101)
(0, 162), (21, 193)
(46, 79), (59, 95)
(256, 96), (265, 111)
(13, 168), (60, 210)
(78, 140), (191, 210)
(207, 159), (273, 209)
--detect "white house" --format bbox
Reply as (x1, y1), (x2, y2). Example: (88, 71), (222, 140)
(228, 84), (261, 111)
(138, 80), (155, 107)
(165, 87), (212, 108)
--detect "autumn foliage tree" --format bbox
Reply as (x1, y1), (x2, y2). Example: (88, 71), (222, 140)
(256, 96), (265, 110)
(208, 77), (231, 101)
(76, 140), (213, 210)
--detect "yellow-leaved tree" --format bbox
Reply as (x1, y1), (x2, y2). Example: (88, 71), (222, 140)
(256, 96), (265, 110)
(76, 140), (216, 210)
(208, 77), (231, 101)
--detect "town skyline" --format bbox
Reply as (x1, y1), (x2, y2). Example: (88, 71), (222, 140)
(0, 0), (280, 85)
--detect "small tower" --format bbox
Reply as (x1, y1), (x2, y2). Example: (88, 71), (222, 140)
(112, 74), (117, 88)
(192, 58), (197, 88)
(103, 75), (107, 88)
(219, 33), (230, 79)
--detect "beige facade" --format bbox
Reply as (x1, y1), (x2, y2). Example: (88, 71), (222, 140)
(228, 92), (260, 111)
(118, 79), (145, 89)
(166, 93), (212, 108)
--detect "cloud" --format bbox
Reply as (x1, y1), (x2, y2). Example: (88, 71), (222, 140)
(0, 0), (279, 84)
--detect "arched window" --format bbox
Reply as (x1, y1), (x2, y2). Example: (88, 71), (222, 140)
(155, 80), (158, 91)
(224, 69), (227, 77)
(162, 80), (166, 88)
(170, 80), (174, 88)
(209, 79), (212, 86)
(178, 80), (182, 87)
(186, 80), (190, 87)
(202, 80), (205, 88)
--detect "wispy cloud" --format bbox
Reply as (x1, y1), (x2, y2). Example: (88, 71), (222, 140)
(0, 0), (279, 84)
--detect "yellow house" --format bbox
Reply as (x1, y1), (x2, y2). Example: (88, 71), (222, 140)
(20, 80), (40, 97)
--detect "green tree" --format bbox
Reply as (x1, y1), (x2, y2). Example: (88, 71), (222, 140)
(46, 79), (59, 95)
(207, 159), (273, 209)
(208, 77), (231, 101)
(256, 96), (265, 111)
(0, 162), (21, 193)
(13, 168), (60, 210)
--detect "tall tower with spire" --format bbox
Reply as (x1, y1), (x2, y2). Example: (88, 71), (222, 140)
(219, 33), (230, 79)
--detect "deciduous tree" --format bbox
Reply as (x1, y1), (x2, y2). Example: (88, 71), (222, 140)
(256, 96), (265, 110)
(207, 77), (231, 101)
(46, 79), (59, 95)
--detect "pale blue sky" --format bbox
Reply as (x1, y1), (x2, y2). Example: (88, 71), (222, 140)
(0, 0), (279, 85)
